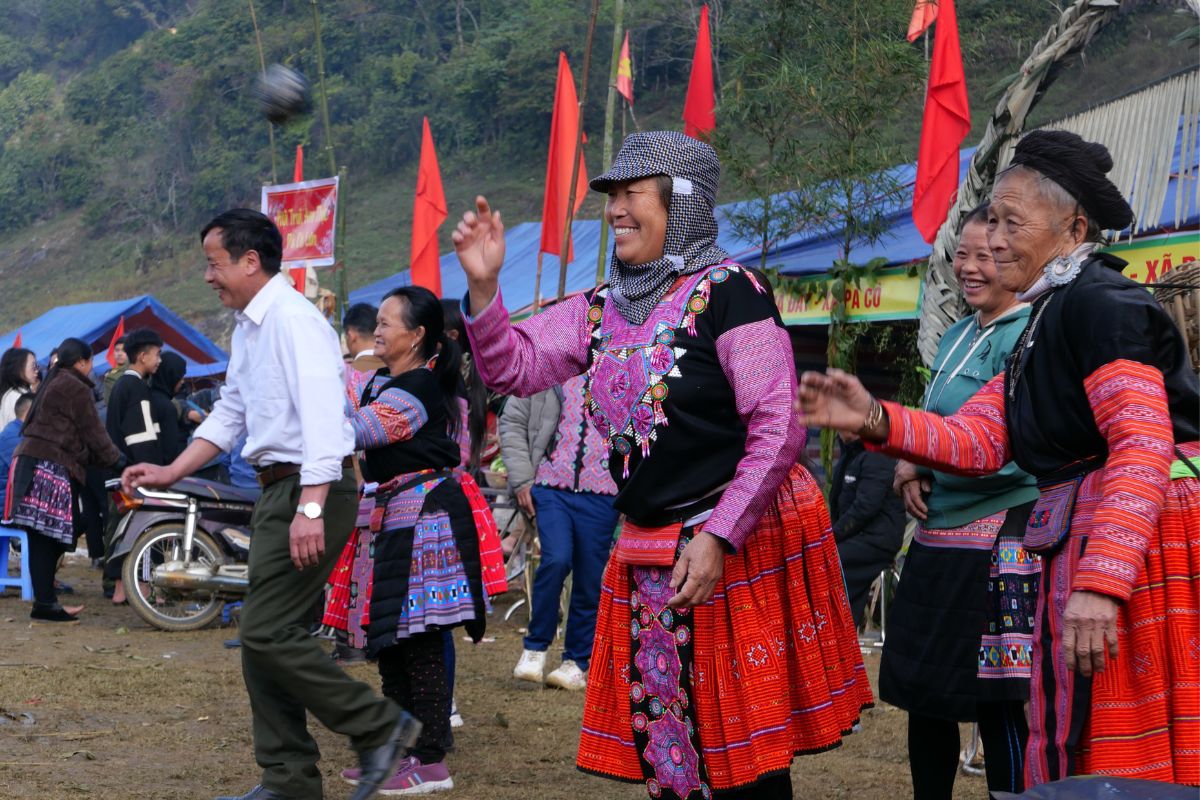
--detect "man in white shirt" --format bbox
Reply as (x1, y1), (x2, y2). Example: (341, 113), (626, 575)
(123, 209), (417, 800)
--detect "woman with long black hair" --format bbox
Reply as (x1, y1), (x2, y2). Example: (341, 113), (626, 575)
(326, 286), (503, 795)
(0, 347), (39, 428)
(5, 338), (120, 622)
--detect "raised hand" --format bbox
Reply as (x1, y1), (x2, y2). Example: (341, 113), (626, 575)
(795, 368), (876, 434)
(452, 196), (506, 315)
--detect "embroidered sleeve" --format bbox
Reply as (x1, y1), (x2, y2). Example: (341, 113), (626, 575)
(707, 318), (804, 552)
(1072, 359), (1173, 601)
(463, 289), (592, 398)
(349, 387), (428, 450)
(869, 373), (1011, 476)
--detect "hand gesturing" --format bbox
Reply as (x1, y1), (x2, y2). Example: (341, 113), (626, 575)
(452, 196), (506, 314)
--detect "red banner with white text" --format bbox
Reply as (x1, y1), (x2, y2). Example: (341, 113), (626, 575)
(260, 177), (339, 270)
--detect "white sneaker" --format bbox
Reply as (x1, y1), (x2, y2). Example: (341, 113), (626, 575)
(545, 659), (587, 691)
(513, 649), (546, 683)
(449, 698), (463, 729)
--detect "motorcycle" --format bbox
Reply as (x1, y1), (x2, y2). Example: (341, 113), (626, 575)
(105, 477), (258, 632)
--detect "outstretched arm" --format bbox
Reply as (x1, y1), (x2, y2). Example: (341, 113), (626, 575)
(796, 368), (1010, 477)
(454, 196), (591, 397)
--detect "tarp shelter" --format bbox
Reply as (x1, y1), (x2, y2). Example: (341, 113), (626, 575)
(0, 296), (228, 378)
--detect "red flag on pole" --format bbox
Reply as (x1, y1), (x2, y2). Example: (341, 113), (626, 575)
(12, 332), (21, 348)
(912, 0), (970, 244)
(105, 316), (126, 369)
(616, 31), (634, 105)
(683, 5), (715, 140)
(411, 117), (448, 295)
(289, 145), (307, 292)
(907, 0), (939, 42)
(540, 52), (589, 261)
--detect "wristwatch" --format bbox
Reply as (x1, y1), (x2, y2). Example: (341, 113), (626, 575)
(296, 502), (324, 520)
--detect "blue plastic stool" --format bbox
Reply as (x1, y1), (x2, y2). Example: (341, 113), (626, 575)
(0, 525), (34, 601)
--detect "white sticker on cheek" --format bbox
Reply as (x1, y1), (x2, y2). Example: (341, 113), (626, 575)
(672, 177), (694, 196)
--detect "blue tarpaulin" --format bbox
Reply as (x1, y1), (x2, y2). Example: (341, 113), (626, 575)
(0, 295), (228, 378)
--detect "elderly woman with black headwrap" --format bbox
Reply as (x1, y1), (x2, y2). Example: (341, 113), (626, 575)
(453, 131), (871, 800)
(797, 129), (1200, 788)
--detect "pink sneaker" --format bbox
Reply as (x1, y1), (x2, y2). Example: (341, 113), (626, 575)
(379, 756), (454, 795)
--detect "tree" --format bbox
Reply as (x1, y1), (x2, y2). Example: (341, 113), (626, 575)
(714, 0), (923, 481)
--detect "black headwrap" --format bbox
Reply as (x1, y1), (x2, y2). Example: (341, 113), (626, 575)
(1009, 130), (1134, 231)
(150, 351), (186, 396)
(590, 131), (730, 325)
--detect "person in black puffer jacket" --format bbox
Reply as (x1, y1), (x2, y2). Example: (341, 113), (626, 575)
(829, 431), (905, 627)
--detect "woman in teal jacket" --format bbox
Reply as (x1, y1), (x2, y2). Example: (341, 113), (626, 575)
(884, 206), (1040, 799)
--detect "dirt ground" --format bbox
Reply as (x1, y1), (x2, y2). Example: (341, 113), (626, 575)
(0, 554), (989, 800)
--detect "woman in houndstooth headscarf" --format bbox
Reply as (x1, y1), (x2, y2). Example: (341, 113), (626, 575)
(453, 131), (871, 800)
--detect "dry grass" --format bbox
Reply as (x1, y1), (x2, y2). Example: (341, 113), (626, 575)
(0, 557), (988, 800)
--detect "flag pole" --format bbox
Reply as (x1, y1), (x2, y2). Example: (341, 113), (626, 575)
(247, 0), (278, 184)
(595, 0), (625, 286)
(558, 0), (601, 301)
(533, 251), (546, 314)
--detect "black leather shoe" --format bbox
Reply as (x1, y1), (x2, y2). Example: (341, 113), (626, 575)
(350, 712), (423, 800)
(213, 785), (290, 800)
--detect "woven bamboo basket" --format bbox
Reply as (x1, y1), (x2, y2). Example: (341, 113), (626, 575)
(1153, 261), (1199, 373)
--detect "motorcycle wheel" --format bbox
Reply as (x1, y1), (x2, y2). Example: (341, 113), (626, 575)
(122, 525), (227, 632)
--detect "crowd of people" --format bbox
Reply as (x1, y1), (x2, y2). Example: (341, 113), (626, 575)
(1, 127), (1196, 800)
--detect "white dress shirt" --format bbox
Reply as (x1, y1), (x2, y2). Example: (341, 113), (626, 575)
(194, 273), (354, 485)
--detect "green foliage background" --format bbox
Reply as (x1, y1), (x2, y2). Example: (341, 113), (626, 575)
(0, 0), (1190, 338)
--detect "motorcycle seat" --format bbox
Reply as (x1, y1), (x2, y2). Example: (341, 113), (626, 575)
(172, 477), (261, 505)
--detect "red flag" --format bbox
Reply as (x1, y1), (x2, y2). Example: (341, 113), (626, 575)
(12, 332), (20, 348)
(105, 316), (125, 369)
(411, 117), (448, 295)
(907, 0), (939, 42)
(616, 31), (634, 105)
(913, 0), (970, 244)
(540, 52), (589, 260)
(683, 5), (716, 140)
(293, 144), (304, 183)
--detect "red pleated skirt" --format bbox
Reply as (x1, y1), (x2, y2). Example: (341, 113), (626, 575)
(577, 465), (873, 790)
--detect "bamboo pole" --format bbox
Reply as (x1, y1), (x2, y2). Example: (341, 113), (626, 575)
(309, 0), (347, 316)
(595, 0), (625, 286)
(247, 0), (278, 184)
(309, 0), (338, 177)
(558, 0), (601, 301)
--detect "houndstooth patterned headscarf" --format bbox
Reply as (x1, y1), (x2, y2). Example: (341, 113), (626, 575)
(590, 131), (729, 325)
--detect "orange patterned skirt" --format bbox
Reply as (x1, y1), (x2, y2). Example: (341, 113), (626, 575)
(1029, 441), (1200, 786)
(577, 465), (873, 792)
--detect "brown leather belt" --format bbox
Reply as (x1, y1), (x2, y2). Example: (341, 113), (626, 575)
(255, 457), (354, 488)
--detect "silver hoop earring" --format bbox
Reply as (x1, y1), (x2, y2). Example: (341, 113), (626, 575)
(1044, 253), (1082, 287)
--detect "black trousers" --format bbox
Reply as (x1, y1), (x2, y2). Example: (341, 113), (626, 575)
(378, 631), (451, 765)
(713, 773), (792, 799)
(908, 701), (1028, 800)
(27, 532), (68, 606)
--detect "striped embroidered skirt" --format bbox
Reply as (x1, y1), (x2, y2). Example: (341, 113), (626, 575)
(577, 465), (873, 795)
(879, 501), (1039, 721)
(323, 474), (491, 654)
(5, 456), (77, 545)
(1028, 441), (1200, 786)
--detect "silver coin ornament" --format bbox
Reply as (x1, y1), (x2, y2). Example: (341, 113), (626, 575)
(252, 64), (312, 125)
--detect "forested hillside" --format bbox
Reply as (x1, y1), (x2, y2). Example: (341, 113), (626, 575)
(0, 0), (1192, 341)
